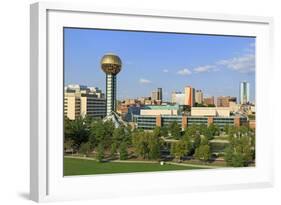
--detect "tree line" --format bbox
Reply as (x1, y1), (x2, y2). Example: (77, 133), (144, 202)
(64, 116), (255, 167)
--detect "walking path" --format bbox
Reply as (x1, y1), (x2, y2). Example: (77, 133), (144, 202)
(165, 162), (221, 169)
(65, 155), (221, 169)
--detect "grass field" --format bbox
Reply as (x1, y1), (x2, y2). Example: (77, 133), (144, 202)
(64, 157), (205, 176)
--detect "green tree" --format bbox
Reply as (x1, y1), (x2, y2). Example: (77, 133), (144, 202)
(169, 121), (181, 139)
(89, 120), (106, 146)
(64, 139), (74, 154)
(184, 124), (198, 138)
(90, 120), (115, 148)
(198, 124), (213, 140)
(123, 125), (133, 145)
(148, 135), (161, 160)
(239, 125), (249, 137)
(183, 135), (192, 156)
(96, 143), (104, 162)
(200, 136), (209, 145)
(224, 135), (254, 167)
(153, 126), (162, 138)
(132, 131), (161, 160)
(231, 153), (245, 167)
(193, 135), (201, 149)
(224, 125), (230, 134)
(79, 142), (91, 157)
(119, 142), (128, 160)
(208, 123), (219, 137)
(110, 143), (117, 158)
(160, 126), (169, 138)
(103, 120), (115, 146)
(171, 140), (188, 161)
(195, 144), (211, 161)
(113, 127), (126, 147)
(132, 130), (149, 159)
(64, 117), (90, 151)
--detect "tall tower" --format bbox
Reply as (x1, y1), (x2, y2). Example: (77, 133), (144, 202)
(240, 81), (250, 104)
(100, 53), (127, 128)
(100, 53), (122, 116)
(184, 86), (195, 107)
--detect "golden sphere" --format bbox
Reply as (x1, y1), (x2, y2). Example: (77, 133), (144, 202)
(100, 53), (122, 75)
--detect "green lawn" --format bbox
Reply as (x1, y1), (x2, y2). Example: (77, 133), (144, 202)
(64, 157), (205, 176)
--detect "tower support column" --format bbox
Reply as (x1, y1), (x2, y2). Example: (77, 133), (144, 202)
(106, 74), (117, 115)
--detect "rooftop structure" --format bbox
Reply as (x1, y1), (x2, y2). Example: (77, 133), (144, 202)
(140, 105), (179, 116)
(191, 107), (230, 117)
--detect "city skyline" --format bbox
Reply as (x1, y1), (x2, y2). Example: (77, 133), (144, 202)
(64, 28), (255, 101)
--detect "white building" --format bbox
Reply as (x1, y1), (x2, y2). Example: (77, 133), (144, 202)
(171, 91), (185, 105)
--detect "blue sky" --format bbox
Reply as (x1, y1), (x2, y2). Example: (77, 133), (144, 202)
(64, 28), (255, 102)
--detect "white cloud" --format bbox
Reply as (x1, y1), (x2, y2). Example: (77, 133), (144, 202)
(218, 54), (255, 73)
(139, 78), (152, 84)
(162, 69), (169, 73)
(177, 68), (192, 76)
(193, 65), (214, 73)
(212, 68), (220, 72)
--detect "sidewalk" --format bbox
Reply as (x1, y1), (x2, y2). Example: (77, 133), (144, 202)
(65, 155), (220, 169)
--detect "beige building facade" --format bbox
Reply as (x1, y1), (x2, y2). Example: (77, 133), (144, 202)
(195, 90), (203, 104)
(184, 86), (195, 106)
(64, 85), (106, 120)
(191, 107), (230, 117)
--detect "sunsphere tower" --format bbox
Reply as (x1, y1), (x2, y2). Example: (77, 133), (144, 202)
(101, 53), (122, 115)
(100, 53), (126, 127)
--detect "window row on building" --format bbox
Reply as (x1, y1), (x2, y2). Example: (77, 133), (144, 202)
(133, 115), (247, 130)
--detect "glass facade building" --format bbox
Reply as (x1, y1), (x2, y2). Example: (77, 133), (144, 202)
(133, 115), (247, 130)
(240, 81), (250, 104)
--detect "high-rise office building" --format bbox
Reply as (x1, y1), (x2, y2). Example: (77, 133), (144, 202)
(157, 88), (162, 101)
(195, 90), (203, 104)
(240, 81), (250, 104)
(184, 86), (195, 107)
(64, 84), (106, 120)
(151, 88), (163, 102)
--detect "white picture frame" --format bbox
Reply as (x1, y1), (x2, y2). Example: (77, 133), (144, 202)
(30, 2), (274, 202)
